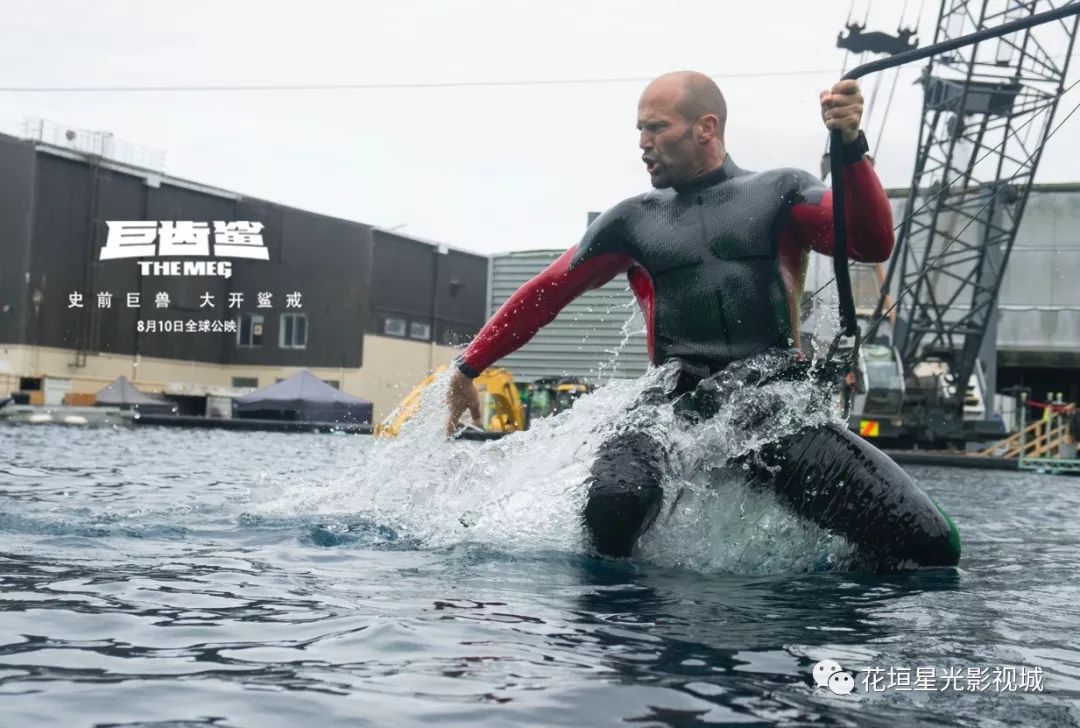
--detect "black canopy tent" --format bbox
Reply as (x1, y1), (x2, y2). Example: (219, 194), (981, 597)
(95, 376), (178, 415)
(233, 370), (373, 424)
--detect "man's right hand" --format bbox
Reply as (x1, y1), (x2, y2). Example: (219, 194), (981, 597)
(447, 369), (482, 437)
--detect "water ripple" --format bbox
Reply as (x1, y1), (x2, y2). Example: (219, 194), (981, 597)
(2, 412), (1080, 726)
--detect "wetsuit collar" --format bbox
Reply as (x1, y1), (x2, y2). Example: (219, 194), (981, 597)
(672, 155), (741, 194)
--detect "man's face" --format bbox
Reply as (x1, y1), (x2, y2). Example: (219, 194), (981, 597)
(637, 93), (699, 189)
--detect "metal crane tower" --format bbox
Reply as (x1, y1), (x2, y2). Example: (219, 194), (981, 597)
(871, 0), (1079, 434)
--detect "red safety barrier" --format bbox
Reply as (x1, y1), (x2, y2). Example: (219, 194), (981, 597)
(1026, 400), (1075, 414)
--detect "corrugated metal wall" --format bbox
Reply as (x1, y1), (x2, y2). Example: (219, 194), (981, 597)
(996, 190), (1080, 355)
(488, 251), (648, 383)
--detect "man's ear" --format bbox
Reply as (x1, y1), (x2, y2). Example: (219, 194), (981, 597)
(696, 114), (720, 143)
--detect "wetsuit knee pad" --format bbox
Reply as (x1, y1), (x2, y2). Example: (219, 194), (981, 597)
(583, 431), (665, 557)
(746, 423), (961, 570)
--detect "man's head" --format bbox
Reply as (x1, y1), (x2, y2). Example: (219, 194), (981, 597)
(637, 71), (727, 189)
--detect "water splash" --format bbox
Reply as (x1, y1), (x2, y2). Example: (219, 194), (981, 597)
(258, 351), (855, 575)
(594, 291), (646, 382)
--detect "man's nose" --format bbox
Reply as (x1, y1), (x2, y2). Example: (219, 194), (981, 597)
(639, 131), (652, 150)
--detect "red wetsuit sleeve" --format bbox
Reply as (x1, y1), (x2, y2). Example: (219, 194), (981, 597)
(783, 158), (895, 262)
(456, 248), (632, 376)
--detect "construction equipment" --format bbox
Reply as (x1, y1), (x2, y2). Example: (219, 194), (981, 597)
(522, 377), (593, 428)
(376, 369), (594, 438)
(375, 366), (526, 438)
(831, 1), (1080, 447)
(476, 368), (527, 434)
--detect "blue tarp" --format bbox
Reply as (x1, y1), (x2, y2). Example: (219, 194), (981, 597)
(95, 376), (178, 415)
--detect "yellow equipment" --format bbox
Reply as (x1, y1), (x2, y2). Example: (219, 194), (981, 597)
(374, 366), (526, 438)
(523, 377), (593, 428)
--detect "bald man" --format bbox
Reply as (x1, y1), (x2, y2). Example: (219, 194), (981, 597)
(448, 71), (895, 556)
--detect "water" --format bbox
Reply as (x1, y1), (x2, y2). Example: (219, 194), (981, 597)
(3, 373), (1080, 726)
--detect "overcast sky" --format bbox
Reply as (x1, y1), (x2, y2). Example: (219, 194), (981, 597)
(3, 0), (1079, 255)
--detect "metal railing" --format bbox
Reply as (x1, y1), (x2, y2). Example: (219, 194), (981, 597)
(19, 117), (166, 173)
(981, 395), (1080, 474)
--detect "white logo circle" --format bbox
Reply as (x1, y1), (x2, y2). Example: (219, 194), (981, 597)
(812, 659), (842, 687)
(828, 671), (856, 695)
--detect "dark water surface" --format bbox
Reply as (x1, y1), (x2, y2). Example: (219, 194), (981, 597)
(2, 424), (1079, 727)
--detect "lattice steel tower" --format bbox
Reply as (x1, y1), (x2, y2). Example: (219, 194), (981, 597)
(872, 0), (1079, 420)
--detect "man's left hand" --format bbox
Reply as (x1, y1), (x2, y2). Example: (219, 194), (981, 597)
(820, 80), (863, 144)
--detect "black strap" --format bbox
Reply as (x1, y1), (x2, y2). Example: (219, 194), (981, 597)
(829, 128), (859, 338)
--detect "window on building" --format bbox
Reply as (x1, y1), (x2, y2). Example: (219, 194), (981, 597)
(232, 376), (258, 389)
(280, 313), (308, 349)
(384, 317), (407, 337)
(238, 313), (264, 347)
(409, 321), (432, 341)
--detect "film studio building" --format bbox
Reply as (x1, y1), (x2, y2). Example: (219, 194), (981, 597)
(0, 130), (488, 419)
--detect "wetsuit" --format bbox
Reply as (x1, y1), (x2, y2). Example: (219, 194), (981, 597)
(455, 148), (894, 379)
(455, 141), (961, 568)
